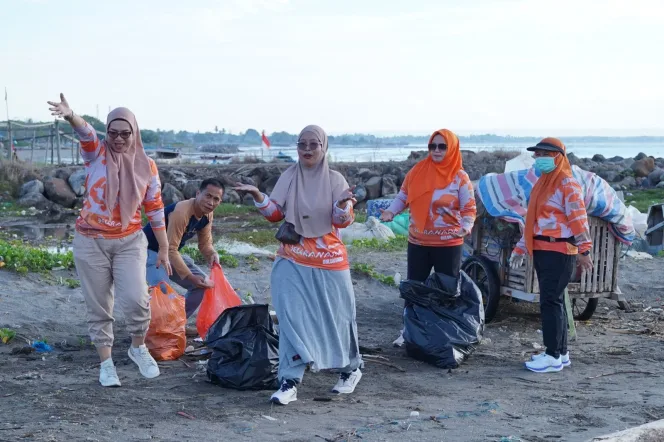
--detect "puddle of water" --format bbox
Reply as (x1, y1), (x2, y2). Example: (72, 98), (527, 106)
(46, 244), (73, 254)
(214, 239), (277, 256)
(1, 224), (73, 242)
(0, 224), (74, 253)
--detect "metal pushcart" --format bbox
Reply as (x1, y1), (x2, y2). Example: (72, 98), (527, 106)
(461, 201), (628, 323)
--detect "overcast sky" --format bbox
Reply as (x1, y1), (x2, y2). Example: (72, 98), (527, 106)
(2, 0), (663, 136)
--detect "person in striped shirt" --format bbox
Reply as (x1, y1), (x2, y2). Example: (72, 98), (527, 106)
(510, 137), (593, 373)
(48, 94), (171, 388)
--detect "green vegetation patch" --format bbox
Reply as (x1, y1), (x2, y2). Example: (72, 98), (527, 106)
(351, 263), (397, 287)
(349, 235), (408, 252)
(0, 240), (74, 274)
(626, 189), (664, 213)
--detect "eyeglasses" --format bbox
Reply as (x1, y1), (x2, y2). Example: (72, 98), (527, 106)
(107, 130), (132, 140)
(428, 143), (447, 152)
(297, 141), (322, 151)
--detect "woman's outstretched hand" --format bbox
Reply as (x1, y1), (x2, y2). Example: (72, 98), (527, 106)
(47, 93), (73, 120)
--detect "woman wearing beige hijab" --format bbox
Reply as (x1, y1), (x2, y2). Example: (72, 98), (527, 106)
(235, 125), (362, 405)
(48, 94), (171, 387)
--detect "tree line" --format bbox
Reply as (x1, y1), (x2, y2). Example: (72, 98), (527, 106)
(3, 117), (663, 147)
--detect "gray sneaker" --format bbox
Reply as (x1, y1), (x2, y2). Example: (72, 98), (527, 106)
(532, 351), (570, 367)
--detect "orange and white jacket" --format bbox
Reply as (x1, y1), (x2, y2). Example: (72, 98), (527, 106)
(387, 170), (476, 247)
(514, 177), (592, 256)
(255, 194), (354, 271)
(74, 122), (165, 239)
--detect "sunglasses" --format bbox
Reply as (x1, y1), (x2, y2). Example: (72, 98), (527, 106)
(428, 143), (447, 152)
(107, 130), (132, 140)
(297, 141), (322, 151)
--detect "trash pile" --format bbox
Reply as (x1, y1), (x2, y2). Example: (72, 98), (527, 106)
(400, 271), (485, 369)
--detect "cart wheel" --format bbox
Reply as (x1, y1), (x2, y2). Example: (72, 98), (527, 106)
(461, 255), (500, 323)
(572, 298), (598, 321)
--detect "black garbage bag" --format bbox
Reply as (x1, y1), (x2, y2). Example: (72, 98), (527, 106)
(206, 304), (279, 390)
(400, 271), (485, 369)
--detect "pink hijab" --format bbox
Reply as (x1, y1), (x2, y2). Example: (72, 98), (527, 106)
(104, 107), (152, 230)
(270, 125), (348, 238)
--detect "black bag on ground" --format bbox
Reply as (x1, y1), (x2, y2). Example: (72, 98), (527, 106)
(206, 304), (279, 390)
(400, 271), (485, 369)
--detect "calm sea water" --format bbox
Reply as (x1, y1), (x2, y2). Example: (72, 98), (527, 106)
(239, 140), (664, 163)
(17, 140), (664, 165)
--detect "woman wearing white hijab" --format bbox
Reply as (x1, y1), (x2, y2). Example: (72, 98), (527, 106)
(234, 125), (362, 405)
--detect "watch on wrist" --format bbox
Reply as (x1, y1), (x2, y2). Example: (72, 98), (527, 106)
(581, 250), (590, 256)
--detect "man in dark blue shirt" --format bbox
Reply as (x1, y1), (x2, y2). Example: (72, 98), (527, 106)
(144, 178), (224, 318)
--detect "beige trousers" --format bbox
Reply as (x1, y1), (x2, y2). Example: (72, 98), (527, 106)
(73, 230), (150, 348)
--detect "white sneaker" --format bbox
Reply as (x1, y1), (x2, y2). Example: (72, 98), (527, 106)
(271, 380), (297, 405)
(128, 345), (160, 379)
(525, 354), (563, 373)
(532, 351), (571, 367)
(332, 369), (362, 394)
(99, 359), (121, 387)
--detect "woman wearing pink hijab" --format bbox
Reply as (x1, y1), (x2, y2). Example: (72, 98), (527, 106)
(235, 125), (362, 405)
(48, 94), (172, 387)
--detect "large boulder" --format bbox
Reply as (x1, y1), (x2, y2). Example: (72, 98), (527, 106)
(631, 157), (655, 178)
(183, 180), (203, 199)
(67, 169), (87, 197)
(381, 175), (399, 196)
(357, 168), (379, 180)
(597, 168), (620, 183)
(160, 169), (189, 191)
(566, 152), (581, 166)
(634, 152), (648, 161)
(592, 154), (606, 163)
(43, 176), (77, 208)
(222, 189), (242, 204)
(17, 192), (50, 209)
(647, 168), (664, 187)
(364, 176), (383, 200)
(19, 179), (44, 198)
(53, 168), (71, 181)
(161, 183), (184, 206)
(657, 181), (664, 189)
(262, 175), (280, 195)
(618, 176), (637, 188)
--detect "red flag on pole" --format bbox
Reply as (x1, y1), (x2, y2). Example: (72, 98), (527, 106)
(261, 131), (271, 149)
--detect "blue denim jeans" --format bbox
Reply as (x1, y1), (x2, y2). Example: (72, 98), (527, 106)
(146, 250), (208, 318)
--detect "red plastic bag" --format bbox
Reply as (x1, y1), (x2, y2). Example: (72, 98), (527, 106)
(196, 263), (242, 339)
(145, 283), (186, 361)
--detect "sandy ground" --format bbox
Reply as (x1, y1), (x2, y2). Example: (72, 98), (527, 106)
(1, 222), (664, 442)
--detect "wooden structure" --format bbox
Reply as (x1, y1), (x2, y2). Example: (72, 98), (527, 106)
(462, 199), (627, 322)
(0, 119), (105, 165)
(645, 203), (664, 255)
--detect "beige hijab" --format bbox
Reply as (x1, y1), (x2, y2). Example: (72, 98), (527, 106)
(104, 107), (152, 230)
(270, 125), (348, 238)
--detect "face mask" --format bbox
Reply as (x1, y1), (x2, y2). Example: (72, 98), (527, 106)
(535, 157), (556, 174)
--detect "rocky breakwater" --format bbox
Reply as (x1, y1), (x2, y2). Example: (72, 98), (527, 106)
(155, 150), (518, 210)
(16, 167), (86, 223)
(568, 152), (664, 190)
(13, 150), (664, 222)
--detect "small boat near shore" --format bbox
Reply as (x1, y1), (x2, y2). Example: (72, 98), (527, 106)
(146, 147), (182, 159)
(275, 151), (295, 163)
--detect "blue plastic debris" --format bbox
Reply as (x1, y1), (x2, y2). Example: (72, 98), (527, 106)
(31, 341), (53, 353)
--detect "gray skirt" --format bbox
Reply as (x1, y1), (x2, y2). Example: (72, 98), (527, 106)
(270, 257), (362, 373)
